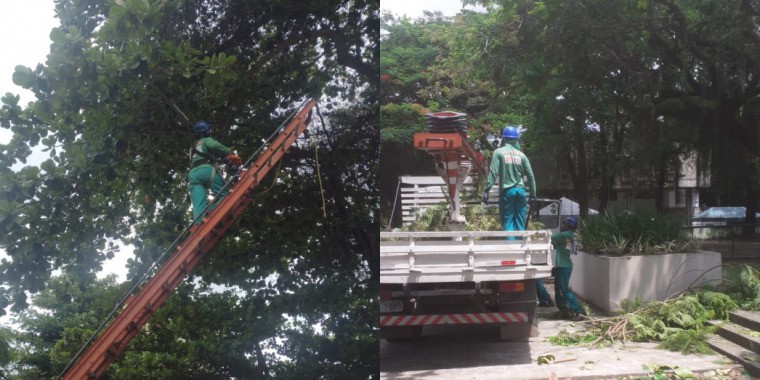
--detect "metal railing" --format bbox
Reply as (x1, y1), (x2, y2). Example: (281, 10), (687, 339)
(682, 223), (760, 259)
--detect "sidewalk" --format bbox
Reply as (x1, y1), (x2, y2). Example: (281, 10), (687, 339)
(517, 282), (749, 380)
(380, 282), (751, 380)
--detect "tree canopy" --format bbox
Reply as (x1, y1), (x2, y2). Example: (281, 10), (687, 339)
(381, 1), (760, 231)
(0, 0), (378, 378)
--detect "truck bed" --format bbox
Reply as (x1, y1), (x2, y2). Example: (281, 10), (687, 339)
(380, 230), (553, 284)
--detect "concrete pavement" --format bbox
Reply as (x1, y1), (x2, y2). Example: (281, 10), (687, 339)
(380, 284), (750, 379)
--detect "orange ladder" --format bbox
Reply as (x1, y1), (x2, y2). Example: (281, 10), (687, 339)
(61, 99), (316, 379)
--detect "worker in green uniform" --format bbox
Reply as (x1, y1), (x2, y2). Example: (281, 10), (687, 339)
(482, 126), (537, 236)
(188, 120), (241, 224)
(552, 216), (587, 320)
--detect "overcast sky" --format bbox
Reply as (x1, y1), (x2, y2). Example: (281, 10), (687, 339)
(0, 1), (58, 144)
(0, 1), (134, 283)
(380, 0), (484, 17)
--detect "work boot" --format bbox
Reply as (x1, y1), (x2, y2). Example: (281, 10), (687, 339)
(568, 312), (586, 322)
(538, 300), (555, 307)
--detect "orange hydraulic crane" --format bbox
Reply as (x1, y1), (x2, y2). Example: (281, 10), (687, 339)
(412, 128), (486, 228)
(60, 99), (316, 380)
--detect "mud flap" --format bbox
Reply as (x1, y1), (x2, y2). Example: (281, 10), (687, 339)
(381, 326), (423, 342)
(499, 279), (540, 341)
(499, 312), (539, 341)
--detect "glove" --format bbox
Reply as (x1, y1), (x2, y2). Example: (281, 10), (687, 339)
(482, 190), (489, 204)
(225, 154), (242, 167)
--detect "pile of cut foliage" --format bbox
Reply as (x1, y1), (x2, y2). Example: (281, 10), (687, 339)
(550, 264), (760, 354)
(400, 202), (543, 232)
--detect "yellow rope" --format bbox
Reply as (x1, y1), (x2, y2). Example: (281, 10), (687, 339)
(251, 159), (282, 196)
(314, 137), (327, 218)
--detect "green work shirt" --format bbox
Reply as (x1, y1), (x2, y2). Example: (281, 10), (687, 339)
(552, 231), (575, 268)
(189, 137), (231, 167)
(484, 143), (536, 195)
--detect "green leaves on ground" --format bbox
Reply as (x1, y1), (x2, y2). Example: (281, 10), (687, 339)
(546, 264), (760, 355)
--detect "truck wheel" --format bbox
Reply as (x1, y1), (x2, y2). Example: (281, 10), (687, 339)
(381, 326), (423, 341)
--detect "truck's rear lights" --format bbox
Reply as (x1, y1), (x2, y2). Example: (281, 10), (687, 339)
(380, 290), (392, 300)
(501, 260), (517, 266)
(498, 282), (525, 292)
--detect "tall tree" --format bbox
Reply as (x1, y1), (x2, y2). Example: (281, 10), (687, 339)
(380, 11), (534, 227)
(462, 0), (760, 223)
(0, 0), (378, 377)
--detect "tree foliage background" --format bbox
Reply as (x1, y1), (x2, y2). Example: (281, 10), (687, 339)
(381, 0), (760, 233)
(0, 0), (378, 378)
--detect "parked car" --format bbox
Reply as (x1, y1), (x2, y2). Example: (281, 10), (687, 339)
(690, 207), (760, 226)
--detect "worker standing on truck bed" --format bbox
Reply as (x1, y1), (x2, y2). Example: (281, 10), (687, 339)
(482, 125), (537, 236)
(187, 120), (242, 224)
(483, 126), (552, 306)
(552, 216), (587, 320)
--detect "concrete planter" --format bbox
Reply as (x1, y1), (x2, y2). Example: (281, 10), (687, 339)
(569, 250), (722, 313)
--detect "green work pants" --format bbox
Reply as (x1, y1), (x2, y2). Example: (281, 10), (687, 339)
(537, 279), (553, 305)
(555, 267), (585, 315)
(188, 165), (228, 224)
(499, 186), (527, 239)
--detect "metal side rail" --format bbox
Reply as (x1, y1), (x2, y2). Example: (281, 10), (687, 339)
(61, 99), (316, 380)
(380, 230), (554, 283)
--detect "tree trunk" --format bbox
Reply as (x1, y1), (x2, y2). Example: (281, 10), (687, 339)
(654, 152), (668, 213)
(571, 112), (590, 218)
(255, 341), (270, 378)
(743, 158), (758, 238)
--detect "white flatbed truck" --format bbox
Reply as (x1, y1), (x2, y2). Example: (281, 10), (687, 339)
(380, 229), (554, 340)
(381, 128), (557, 341)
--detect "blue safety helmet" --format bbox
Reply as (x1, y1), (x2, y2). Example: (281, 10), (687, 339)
(564, 216), (578, 230)
(192, 120), (211, 136)
(502, 126), (519, 140)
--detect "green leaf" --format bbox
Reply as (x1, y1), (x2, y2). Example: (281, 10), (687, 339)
(49, 27), (67, 44)
(12, 66), (35, 88)
(33, 101), (54, 124)
(2, 92), (20, 106)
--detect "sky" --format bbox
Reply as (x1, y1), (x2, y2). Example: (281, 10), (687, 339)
(0, 1), (58, 133)
(380, 0), (484, 17)
(0, 1), (133, 283)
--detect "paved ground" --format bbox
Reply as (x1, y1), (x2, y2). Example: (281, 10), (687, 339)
(380, 283), (750, 379)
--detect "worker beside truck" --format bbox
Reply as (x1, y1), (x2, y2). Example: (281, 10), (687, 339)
(551, 216), (588, 320)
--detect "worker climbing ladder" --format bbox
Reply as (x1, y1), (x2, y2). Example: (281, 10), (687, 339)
(60, 99), (317, 379)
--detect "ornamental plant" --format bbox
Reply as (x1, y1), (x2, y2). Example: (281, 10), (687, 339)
(576, 211), (699, 256)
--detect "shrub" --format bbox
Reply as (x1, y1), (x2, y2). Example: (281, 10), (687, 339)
(576, 211), (699, 256)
